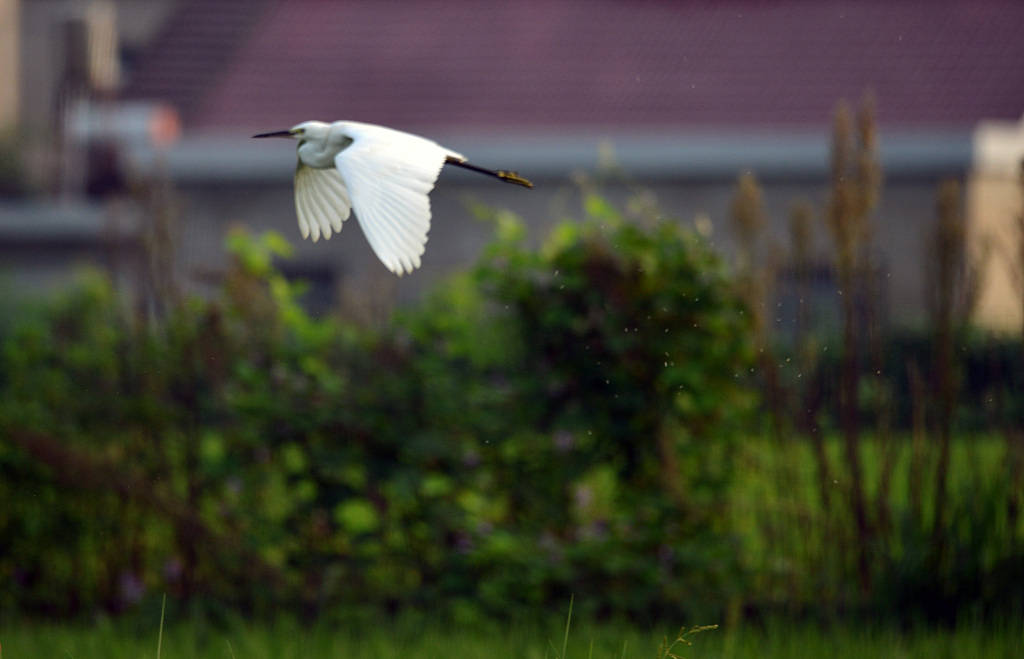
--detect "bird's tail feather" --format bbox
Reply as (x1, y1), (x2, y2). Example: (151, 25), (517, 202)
(445, 157), (533, 188)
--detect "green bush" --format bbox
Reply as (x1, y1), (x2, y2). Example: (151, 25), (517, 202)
(404, 199), (757, 619)
(798, 331), (1024, 434)
(0, 198), (756, 623)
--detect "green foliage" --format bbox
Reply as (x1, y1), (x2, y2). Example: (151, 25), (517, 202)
(419, 200), (755, 619)
(0, 198), (755, 623)
(1, 618), (1021, 659)
(732, 434), (1024, 623)
(798, 331), (1024, 433)
(4, 193), (1017, 626)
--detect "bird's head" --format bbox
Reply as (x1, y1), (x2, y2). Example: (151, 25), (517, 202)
(253, 120), (330, 142)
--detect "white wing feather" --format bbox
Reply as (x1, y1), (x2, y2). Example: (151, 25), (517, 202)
(294, 164), (352, 242)
(333, 122), (461, 275)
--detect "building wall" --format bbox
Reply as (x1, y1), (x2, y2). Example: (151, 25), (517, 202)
(0, 0), (18, 131)
(168, 171), (952, 327)
(969, 117), (1024, 334)
(16, 0), (177, 186)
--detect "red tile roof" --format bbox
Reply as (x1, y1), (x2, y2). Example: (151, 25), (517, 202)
(126, 1), (1024, 132)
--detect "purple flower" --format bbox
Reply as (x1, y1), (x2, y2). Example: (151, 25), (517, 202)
(118, 571), (145, 606)
(554, 431), (574, 452)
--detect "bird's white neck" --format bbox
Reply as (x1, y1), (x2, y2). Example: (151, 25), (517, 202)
(297, 139), (336, 169)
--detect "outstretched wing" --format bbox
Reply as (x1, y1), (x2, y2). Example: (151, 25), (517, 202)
(294, 162), (352, 242)
(333, 122), (461, 275)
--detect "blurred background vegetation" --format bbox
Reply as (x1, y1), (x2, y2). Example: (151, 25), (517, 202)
(1, 96), (1022, 632)
(2, 5), (1024, 650)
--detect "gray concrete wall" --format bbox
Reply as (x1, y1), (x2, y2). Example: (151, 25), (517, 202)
(168, 170), (951, 328)
(3, 128), (969, 329)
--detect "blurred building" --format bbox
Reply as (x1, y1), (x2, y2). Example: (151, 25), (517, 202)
(3, 0), (1024, 328)
(0, 0), (18, 132)
(970, 117), (1024, 333)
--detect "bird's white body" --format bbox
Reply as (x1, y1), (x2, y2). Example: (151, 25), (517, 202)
(266, 120), (465, 275)
(255, 119), (530, 275)
(296, 121), (462, 170)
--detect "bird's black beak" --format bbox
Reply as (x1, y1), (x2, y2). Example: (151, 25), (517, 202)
(252, 130), (293, 138)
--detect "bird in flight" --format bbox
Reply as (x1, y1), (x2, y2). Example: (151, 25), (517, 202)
(254, 121), (532, 275)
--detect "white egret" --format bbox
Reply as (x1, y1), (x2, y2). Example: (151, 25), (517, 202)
(253, 121), (532, 275)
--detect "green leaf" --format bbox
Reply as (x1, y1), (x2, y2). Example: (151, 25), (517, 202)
(584, 193), (621, 223)
(421, 473), (453, 497)
(262, 230), (294, 258)
(281, 442), (307, 473)
(199, 431), (226, 467)
(334, 499), (379, 535)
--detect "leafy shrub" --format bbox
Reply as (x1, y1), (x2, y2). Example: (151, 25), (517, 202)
(0, 196), (756, 623)
(404, 198), (757, 619)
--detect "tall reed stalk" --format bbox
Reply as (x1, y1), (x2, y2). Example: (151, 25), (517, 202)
(825, 93), (880, 593)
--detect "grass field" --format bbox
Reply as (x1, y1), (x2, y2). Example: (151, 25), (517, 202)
(1, 618), (1021, 659)
(727, 432), (1022, 614)
(732, 432), (1014, 530)
(3, 436), (1019, 658)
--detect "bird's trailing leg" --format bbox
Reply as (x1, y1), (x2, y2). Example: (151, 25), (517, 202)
(445, 156), (533, 188)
